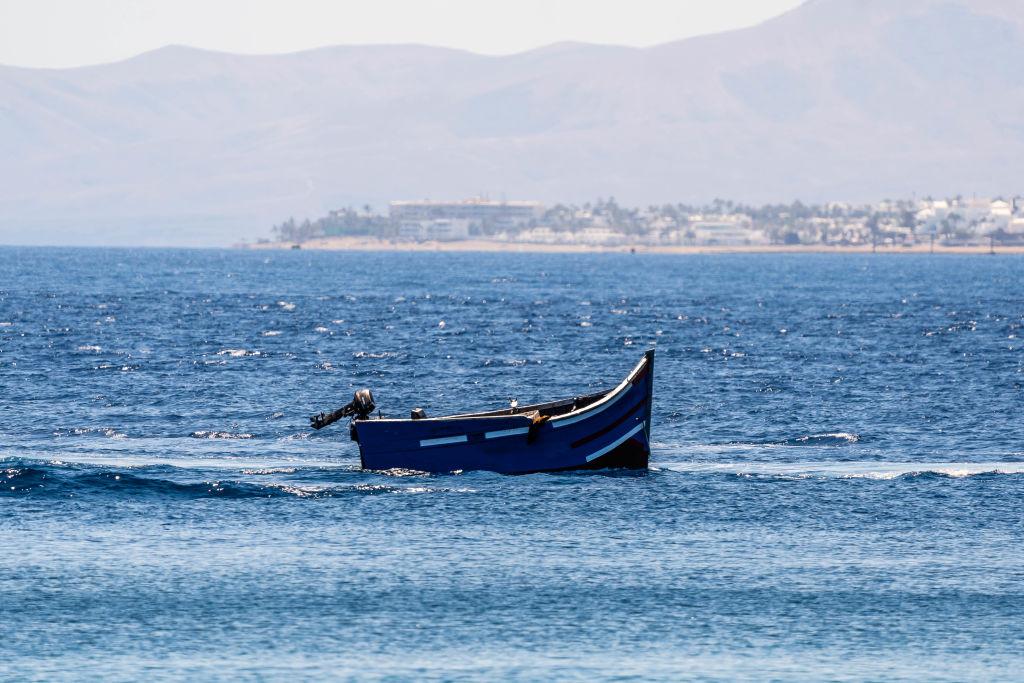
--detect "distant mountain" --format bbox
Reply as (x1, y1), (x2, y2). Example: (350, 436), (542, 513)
(2, 0), (1023, 245)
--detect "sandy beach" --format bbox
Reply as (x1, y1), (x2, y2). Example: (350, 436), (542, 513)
(243, 236), (1024, 255)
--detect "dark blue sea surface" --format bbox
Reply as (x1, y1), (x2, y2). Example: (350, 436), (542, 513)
(1, 248), (1023, 681)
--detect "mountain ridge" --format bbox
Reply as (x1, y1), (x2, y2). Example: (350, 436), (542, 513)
(2, 0), (1023, 245)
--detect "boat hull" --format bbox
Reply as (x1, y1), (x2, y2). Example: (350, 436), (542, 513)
(352, 350), (654, 474)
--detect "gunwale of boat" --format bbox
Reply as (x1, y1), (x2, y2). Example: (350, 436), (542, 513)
(357, 352), (650, 425)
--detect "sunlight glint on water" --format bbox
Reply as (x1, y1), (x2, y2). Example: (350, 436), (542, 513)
(1, 248), (1023, 681)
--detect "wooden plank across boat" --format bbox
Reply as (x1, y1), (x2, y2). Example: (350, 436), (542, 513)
(310, 350), (654, 474)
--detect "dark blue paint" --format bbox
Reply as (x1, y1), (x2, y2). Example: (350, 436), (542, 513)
(1, 248), (1023, 681)
(353, 350), (653, 473)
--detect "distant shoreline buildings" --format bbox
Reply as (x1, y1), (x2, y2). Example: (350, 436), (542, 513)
(269, 196), (1024, 248)
(391, 199), (543, 241)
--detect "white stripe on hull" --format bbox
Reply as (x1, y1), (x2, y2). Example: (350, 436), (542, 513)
(585, 421), (646, 462)
(552, 381), (632, 429)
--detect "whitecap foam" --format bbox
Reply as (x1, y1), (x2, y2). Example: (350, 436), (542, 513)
(699, 433), (862, 449)
(790, 432), (860, 445)
(657, 461), (1024, 480)
(190, 431), (255, 440)
(77, 344), (102, 352)
(243, 467), (298, 475)
(52, 426), (126, 439)
(94, 363), (137, 372)
(264, 483), (328, 497)
(375, 467), (430, 477)
(217, 349), (260, 357)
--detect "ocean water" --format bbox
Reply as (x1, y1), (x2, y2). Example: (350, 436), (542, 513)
(1, 247), (1023, 681)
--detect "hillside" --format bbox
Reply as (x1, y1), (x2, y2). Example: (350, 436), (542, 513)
(1, 0), (1023, 245)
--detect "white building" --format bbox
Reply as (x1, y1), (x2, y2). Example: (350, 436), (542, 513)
(916, 199), (951, 234)
(689, 214), (766, 246)
(516, 226), (567, 244)
(398, 219), (470, 241)
(915, 197), (1019, 239)
(390, 198), (543, 232)
(958, 198), (993, 225)
(574, 227), (625, 246)
(990, 200), (1013, 231)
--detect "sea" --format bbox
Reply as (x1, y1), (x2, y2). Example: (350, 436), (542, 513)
(1, 247), (1022, 682)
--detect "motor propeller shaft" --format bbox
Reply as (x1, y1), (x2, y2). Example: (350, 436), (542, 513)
(310, 389), (375, 430)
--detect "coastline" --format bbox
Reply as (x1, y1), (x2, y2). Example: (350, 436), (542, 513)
(242, 236), (1024, 255)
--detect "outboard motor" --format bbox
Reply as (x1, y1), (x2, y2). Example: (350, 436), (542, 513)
(310, 389), (375, 430)
(351, 388), (375, 419)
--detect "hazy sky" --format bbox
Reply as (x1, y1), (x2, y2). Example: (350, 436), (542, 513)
(0, 0), (805, 68)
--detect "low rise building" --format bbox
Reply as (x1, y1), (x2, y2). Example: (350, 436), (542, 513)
(990, 200), (1013, 231)
(517, 226), (564, 244)
(398, 219), (470, 241)
(689, 215), (766, 246)
(574, 227), (625, 246)
(390, 198), (543, 232)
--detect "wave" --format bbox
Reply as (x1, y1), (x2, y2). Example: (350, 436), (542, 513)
(242, 467), (298, 475)
(374, 467), (433, 477)
(784, 432), (860, 446)
(717, 432), (861, 448)
(279, 432), (310, 440)
(190, 430), (255, 440)
(2, 465), (51, 491)
(6, 455), (1016, 503)
(52, 427), (126, 439)
(0, 459), (470, 500)
(657, 461), (1024, 480)
(353, 351), (397, 359)
(216, 349), (261, 357)
(93, 363), (138, 372)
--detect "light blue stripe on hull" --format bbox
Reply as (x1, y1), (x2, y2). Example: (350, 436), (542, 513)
(419, 435), (469, 447)
(485, 427), (531, 439)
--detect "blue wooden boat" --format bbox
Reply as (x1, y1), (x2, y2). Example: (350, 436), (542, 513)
(310, 350), (654, 474)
